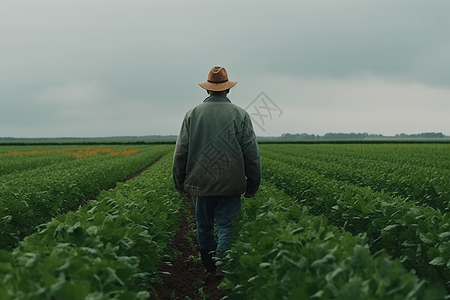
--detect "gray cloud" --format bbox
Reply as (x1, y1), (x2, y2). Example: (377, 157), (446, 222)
(1, 0), (449, 137)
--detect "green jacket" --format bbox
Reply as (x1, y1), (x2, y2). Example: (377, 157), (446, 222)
(173, 95), (261, 196)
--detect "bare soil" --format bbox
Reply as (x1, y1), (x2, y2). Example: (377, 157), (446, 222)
(150, 198), (227, 300)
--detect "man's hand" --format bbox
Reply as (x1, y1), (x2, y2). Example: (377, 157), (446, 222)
(176, 188), (191, 199)
(244, 189), (257, 198)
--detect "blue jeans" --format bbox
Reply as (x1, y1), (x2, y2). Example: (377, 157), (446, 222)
(193, 195), (241, 257)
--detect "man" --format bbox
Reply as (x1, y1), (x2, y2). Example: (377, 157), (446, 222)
(172, 66), (261, 278)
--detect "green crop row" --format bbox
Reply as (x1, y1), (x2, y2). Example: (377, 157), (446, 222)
(220, 180), (446, 299)
(0, 145), (68, 154)
(260, 146), (450, 211)
(0, 153), (183, 300)
(0, 146), (171, 250)
(0, 154), (77, 177)
(259, 144), (450, 171)
(261, 155), (450, 290)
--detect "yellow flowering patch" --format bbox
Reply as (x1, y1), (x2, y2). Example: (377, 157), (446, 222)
(152, 145), (167, 149)
(0, 146), (141, 159)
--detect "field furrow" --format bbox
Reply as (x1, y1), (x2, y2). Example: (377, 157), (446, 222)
(260, 147), (450, 291)
(260, 144), (450, 210)
(0, 145), (171, 250)
(0, 152), (183, 299)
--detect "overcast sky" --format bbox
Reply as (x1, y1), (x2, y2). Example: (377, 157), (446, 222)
(1, 0), (449, 138)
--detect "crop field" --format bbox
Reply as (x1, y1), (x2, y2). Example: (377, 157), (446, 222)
(0, 143), (449, 299)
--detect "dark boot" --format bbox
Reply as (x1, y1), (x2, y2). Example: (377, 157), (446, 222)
(199, 248), (216, 274)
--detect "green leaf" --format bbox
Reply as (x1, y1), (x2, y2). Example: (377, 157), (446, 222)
(382, 224), (398, 231)
(419, 233), (433, 244)
(429, 257), (445, 266)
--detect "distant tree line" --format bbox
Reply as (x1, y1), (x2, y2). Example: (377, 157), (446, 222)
(394, 132), (446, 139)
(277, 132), (449, 140)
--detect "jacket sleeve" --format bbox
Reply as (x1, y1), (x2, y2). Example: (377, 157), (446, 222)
(240, 113), (261, 193)
(173, 114), (190, 189)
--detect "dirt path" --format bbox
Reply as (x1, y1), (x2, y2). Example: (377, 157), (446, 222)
(150, 199), (227, 300)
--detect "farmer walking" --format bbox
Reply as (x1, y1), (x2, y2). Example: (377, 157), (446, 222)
(173, 66), (261, 279)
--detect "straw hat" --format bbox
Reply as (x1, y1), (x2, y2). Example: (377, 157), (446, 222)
(198, 66), (238, 91)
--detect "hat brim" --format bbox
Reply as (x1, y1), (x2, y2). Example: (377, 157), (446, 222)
(198, 81), (238, 91)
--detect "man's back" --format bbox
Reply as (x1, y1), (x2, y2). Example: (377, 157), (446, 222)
(173, 94), (261, 197)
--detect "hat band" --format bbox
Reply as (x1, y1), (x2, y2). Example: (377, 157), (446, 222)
(207, 79), (229, 84)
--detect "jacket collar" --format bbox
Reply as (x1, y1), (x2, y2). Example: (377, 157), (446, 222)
(203, 95), (231, 103)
